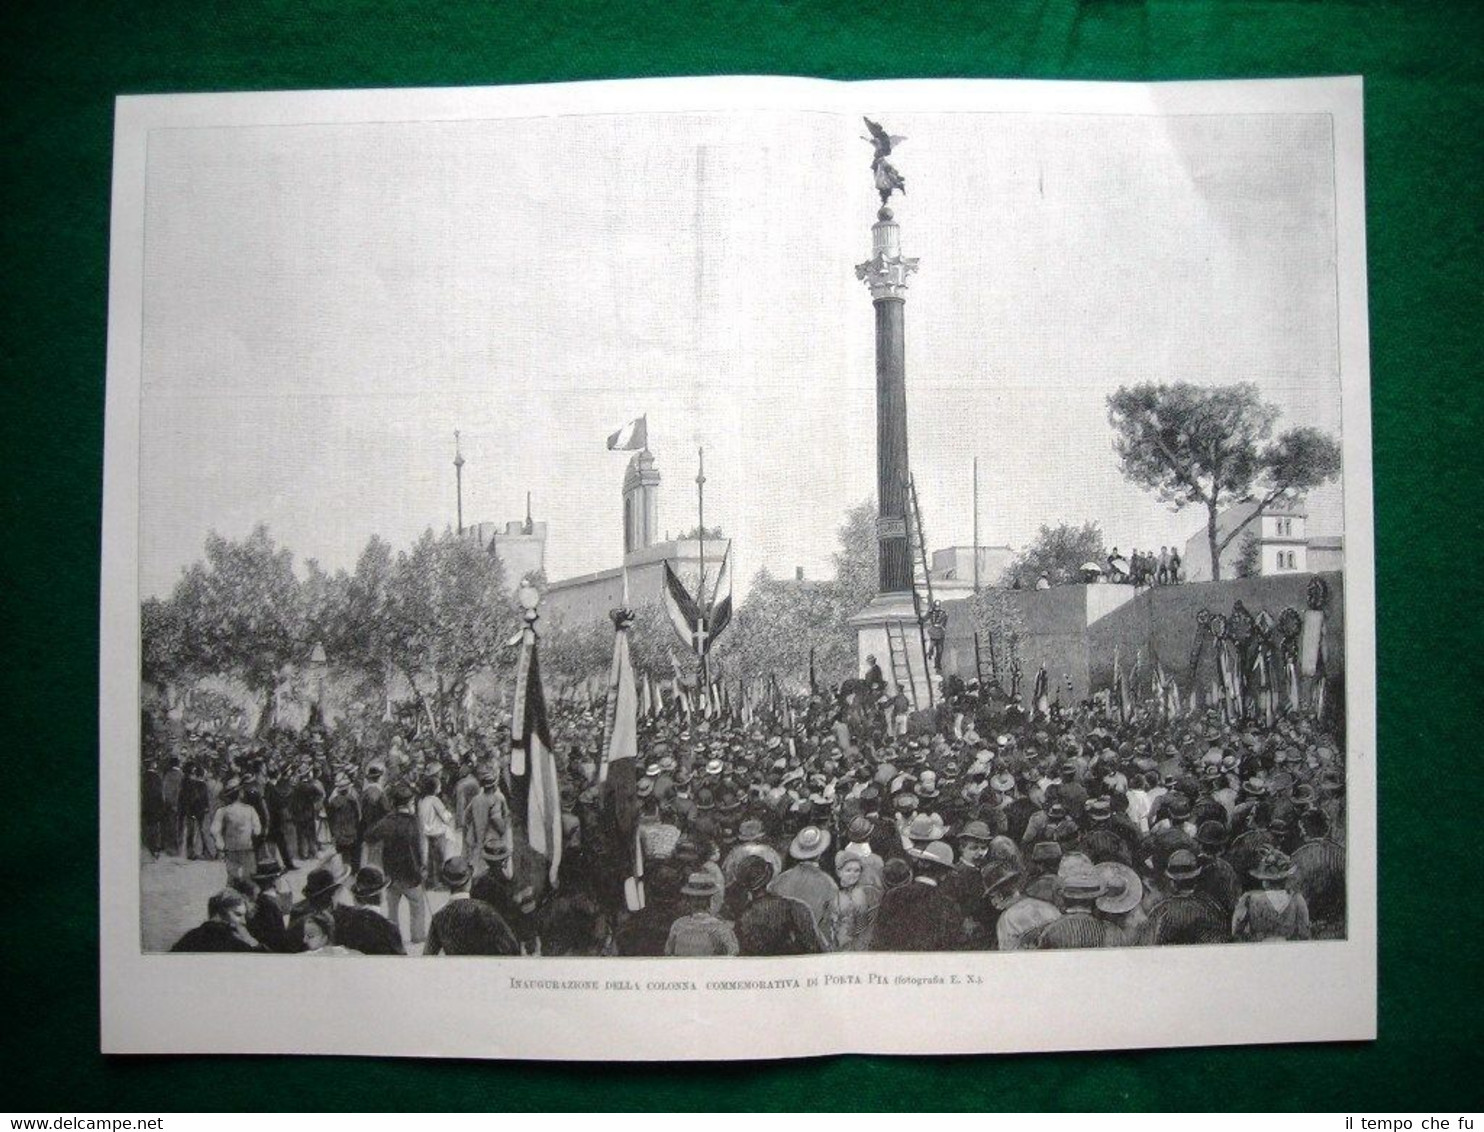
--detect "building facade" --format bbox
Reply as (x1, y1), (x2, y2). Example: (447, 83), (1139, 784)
(1182, 497), (1327, 582)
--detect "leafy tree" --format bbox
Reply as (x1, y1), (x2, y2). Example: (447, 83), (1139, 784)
(385, 529), (515, 732)
(167, 524), (306, 732)
(1004, 521), (1107, 587)
(1234, 532), (1261, 578)
(1107, 381), (1341, 580)
(140, 595), (189, 704)
(676, 524), (726, 540)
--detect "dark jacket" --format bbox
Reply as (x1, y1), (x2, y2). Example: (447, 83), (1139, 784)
(870, 878), (963, 952)
(248, 893), (295, 953)
(733, 892), (823, 956)
(424, 898), (520, 956)
(171, 920), (264, 953)
(364, 811), (424, 888)
(333, 904), (406, 955)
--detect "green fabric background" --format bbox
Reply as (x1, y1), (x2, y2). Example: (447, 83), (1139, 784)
(1, 0), (1480, 1112)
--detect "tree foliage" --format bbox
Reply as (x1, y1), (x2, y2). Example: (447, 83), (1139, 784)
(1107, 381), (1341, 580)
(1005, 521), (1107, 587)
(168, 525), (306, 709)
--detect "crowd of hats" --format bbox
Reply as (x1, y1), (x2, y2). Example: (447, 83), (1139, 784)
(147, 671), (1345, 951)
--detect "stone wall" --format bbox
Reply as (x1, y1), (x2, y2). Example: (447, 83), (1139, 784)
(934, 571), (1344, 703)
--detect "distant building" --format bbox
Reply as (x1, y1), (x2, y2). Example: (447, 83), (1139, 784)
(539, 448), (731, 629)
(462, 516), (547, 591)
(928, 545), (1016, 595)
(1308, 534), (1344, 573)
(1182, 497), (1339, 581)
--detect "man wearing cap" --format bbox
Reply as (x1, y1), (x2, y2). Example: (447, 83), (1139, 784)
(769, 826), (839, 942)
(1194, 820), (1243, 916)
(462, 766), (509, 875)
(721, 818), (784, 886)
(871, 840), (963, 951)
(1141, 850), (1229, 945)
(363, 782), (428, 946)
(664, 873), (739, 956)
(243, 857), (295, 952)
(326, 772), (362, 869)
(425, 857), (520, 956)
(333, 866), (406, 955)
(984, 862), (1062, 951)
(210, 778), (263, 881)
(1035, 866), (1120, 949)
(360, 764), (390, 835)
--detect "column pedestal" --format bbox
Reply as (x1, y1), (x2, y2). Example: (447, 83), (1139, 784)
(849, 592), (934, 705)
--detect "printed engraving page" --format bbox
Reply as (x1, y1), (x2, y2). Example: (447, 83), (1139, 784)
(100, 76), (1374, 1059)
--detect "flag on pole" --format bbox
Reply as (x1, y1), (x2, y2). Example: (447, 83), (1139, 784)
(606, 415), (648, 451)
(600, 615), (644, 911)
(662, 559), (707, 656)
(707, 542), (734, 644)
(638, 671), (652, 721)
(509, 617), (563, 887)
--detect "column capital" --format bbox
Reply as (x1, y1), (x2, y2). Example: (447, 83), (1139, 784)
(855, 251), (920, 300)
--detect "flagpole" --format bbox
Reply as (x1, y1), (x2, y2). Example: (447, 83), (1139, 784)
(972, 455), (980, 594)
(696, 446), (710, 696)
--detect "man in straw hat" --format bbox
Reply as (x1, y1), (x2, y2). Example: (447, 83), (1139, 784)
(769, 826), (838, 938)
(1035, 865), (1120, 949)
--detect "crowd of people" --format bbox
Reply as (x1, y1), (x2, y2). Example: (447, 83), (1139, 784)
(151, 661), (1346, 958)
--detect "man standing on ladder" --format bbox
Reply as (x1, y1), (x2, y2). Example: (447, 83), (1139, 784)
(925, 600), (948, 674)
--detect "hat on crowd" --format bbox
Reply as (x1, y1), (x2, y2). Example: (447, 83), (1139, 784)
(1250, 849), (1295, 882)
(481, 837), (512, 864)
(737, 818), (766, 842)
(990, 771), (1016, 794)
(1164, 849), (1202, 881)
(911, 840), (955, 870)
(1060, 867), (1106, 903)
(351, 866), (390, 901)
(303, 861), (352, 901)
(905, 813), (948, 842)
(1196, 820), (1229, 850)
(980, 860), (1022, 897)
(1084, 797), (1112, 822)
(847, 815), (876, 842)
(1094, 862), (1143, 915)
(915, 770), (940, 799)
(705, 759), (725, 776)
(1030, 841), (1063, 868)
(440, 857), (473, 888)
(681, 872), (722, 898)
(389, 782), (417, 806)
(958, 820), (994, 844)
(694, 787), (716, 810)
(1165, 794), (1193, 820)
(251, 857), (285, 884)
(735, 854), (775, 893)
(789, 826), (831, 860)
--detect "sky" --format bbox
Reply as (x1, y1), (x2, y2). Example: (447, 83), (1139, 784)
(138, 106), (1344, 598)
